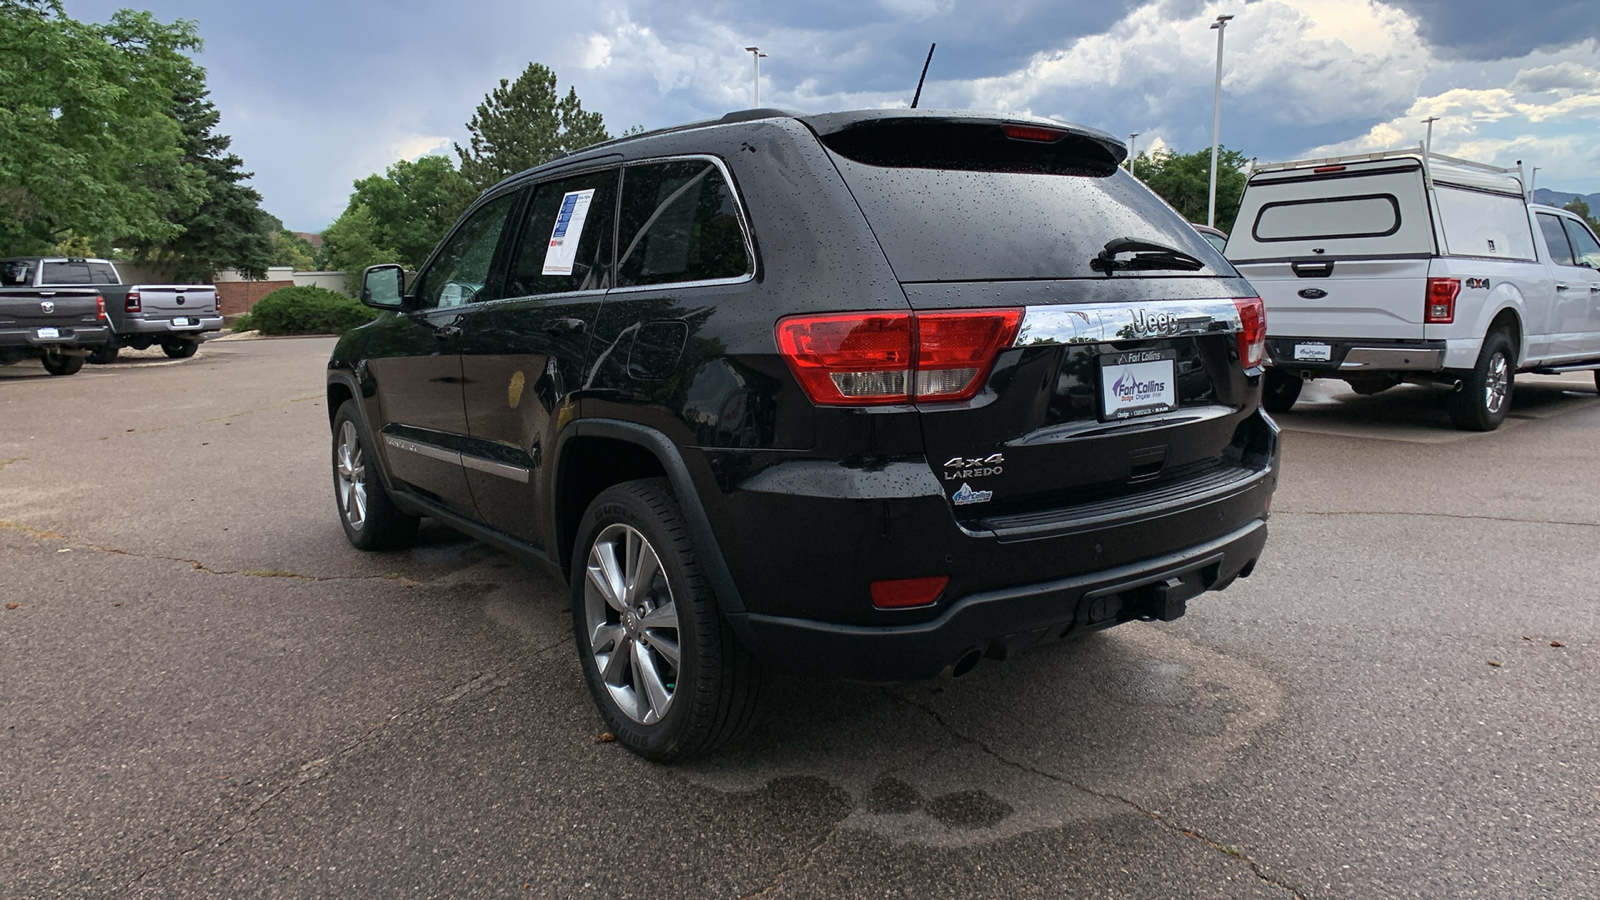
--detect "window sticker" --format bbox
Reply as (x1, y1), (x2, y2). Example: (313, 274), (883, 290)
(542, 189), (597, 276)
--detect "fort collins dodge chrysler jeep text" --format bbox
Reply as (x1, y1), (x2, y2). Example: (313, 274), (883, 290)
(325, 109), (1279, 760)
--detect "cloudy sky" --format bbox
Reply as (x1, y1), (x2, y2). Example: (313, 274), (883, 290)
(66, 0), (1600, 232)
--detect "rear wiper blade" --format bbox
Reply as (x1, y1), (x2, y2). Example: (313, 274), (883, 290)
(1090, 237), (1205, 275)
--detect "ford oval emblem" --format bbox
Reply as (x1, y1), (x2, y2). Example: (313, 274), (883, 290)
(1297, 288), (1328, 300)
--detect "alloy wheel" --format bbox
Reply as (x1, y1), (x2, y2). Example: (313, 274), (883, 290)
(1484, 351), (1508, 415)
(584, 523), (681, 725)
(335, 420), (367, 530)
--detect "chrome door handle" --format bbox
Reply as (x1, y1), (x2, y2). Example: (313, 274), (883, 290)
(1555, 283), (1569, 292)
(433, 325), (462, 339)
(545, 318), (587, 336)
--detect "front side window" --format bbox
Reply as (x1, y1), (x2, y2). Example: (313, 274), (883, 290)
(414, 192), (519, 310)
(617, 160), (750, 288)
(1560, 217), (1600, 269)
(504, 169), (618, 298)
(1538, 213), (1576, 266)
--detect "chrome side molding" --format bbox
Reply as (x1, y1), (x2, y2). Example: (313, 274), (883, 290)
(1014, 299), (1245, 347)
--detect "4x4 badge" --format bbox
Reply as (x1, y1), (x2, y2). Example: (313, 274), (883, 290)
(951, 483), (993, 505)
(943, 452), (1004, 481)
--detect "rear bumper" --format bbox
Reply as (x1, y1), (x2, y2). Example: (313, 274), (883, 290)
(119, 315), (222, 335)
(0, 325), (110, 348)
(731, 518), (1268, 681)
(1266, 337), (1447, 374)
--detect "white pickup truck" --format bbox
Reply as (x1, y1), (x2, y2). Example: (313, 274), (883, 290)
(1225, 150), (1600, 430)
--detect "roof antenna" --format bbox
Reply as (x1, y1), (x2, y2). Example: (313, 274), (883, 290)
(911, 43), (936, 109)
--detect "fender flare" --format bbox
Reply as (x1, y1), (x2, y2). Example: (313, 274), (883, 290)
(326, 371), (405, 498)
(1465, 282), (1527, 364)
(555, 418), (746, 616)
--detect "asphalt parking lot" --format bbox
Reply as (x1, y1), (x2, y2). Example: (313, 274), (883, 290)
(3, 337), (1597, 898)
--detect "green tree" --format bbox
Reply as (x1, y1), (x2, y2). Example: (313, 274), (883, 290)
(0, 2), (198, 254)
(1563, 197), (1600, 233)
(322, 155), (470, 290)
(1130, 146), (1250, 233)
(454, 63), (612, 191)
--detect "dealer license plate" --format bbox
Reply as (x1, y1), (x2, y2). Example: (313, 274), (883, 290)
(1100, 348), (1178, 421)
(1293, 342), (1332, 361)
(36, 327), (60, 340)
(171, 317), (194, 327)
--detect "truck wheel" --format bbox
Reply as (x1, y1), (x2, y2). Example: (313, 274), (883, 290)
(331, 400), (418, 550)
(571, 478), (763, 762)
(1448, 331), (1513, 431)
(1261, 369), (1302, 414)
(87, 335), (120, 365)
(41, 353), (84, 376)
(162, 340), (199, 359)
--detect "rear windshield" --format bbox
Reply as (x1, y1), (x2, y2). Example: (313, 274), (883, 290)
(818, 123), (1226, 282)
(41, 261), (118, 285)
(1253, 195), (1400, 241)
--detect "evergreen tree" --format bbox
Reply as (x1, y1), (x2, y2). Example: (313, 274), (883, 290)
(1130, 146), (1250, 232)
(455, 63), (612, 192)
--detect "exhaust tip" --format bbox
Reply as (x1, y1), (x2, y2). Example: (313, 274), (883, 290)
(950, 648), (983, 679)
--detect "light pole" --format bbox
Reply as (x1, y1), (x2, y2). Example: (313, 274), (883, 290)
(1127, 132), (1140, 174)
(1421, 115), (1440, 157)
(744, 46), (767, 108)
(1207, 13), (1234, 228)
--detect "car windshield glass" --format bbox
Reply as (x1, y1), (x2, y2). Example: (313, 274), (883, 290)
(819, 126), (1225, 282)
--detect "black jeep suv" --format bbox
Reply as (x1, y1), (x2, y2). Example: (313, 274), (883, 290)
(327, 109), (1278, 761)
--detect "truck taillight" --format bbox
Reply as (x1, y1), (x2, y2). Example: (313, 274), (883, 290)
(96, 295), (107, 322)
(1233, 296), (1266, 369)
(775, 309), (1022, 406)
(1425, 277), (1459, 324)
(125, 290), (141, 313)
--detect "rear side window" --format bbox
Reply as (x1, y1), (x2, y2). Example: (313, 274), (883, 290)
(1253, 195), (1399, 242)
(818, 122), (1221, 282)
(89, 262), (118, 284)
(1561, 217), (1600, 268)
(616, 160), (751, 288)
(1436, 186), (1535, 261)
(504, 168), (619, 297)
(1538, 213), (1576, 266)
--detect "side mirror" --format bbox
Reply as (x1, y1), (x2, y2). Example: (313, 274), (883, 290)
(360, 264), (406, 309)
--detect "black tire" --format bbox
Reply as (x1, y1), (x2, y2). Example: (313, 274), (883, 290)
(162, 340), (199, 359)
(1261, 369), (1303, 414)
(1594, 369), (1599, 395)
(41, 353), (84, 376)
(331, 400), (419, 550)
(1448, 330), (1514, 432)
(87, 335), (120, 365)
(571, 478), (763, 762)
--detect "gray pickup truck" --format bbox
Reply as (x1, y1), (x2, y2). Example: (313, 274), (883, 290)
(4, 257), (221, 363)
(0, 259), (110, 376)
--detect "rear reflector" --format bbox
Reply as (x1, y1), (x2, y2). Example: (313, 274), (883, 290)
(1425, 277), (1459, 324)
(96, 295), (107, 322)
(125, 290), (141, 313)
(1001, 124), (1067, 143)
(1233, 296), (1266, 369)
(870, 576), (949, 609)
(776, 309), (1021, 406)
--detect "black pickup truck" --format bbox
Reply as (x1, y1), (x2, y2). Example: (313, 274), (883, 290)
(0, 259), (109, 376)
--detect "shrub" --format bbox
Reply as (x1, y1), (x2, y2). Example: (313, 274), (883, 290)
(242, 285), (378, 335)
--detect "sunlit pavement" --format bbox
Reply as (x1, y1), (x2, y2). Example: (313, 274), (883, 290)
(2, 340), (1596, 898)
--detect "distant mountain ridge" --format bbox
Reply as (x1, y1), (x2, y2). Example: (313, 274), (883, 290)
(1531, 188), (1598, 210)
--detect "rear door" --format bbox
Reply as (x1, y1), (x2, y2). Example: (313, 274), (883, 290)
(1535, 211), (1597, 358)
(1227, 164), (1434, 342)
(1555, 215), (1600, 354)
(457, 167), (620, 546)
(812, 117), (1268, 525)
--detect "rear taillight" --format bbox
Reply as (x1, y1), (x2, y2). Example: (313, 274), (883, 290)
(775, 309), (1022, 406)
(96, 295), (107, 322)
(125, 290), (141, 313)
(1233, 296), (1266, 369)
(1425, 277), (1459, 324)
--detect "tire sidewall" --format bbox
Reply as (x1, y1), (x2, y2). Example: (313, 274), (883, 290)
(331, 401), (386, 549)
(570, 483), (708, 759)
(1458, 331), (1513, 430)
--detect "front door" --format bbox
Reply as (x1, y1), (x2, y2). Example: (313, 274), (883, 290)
(367, 191), (520, 515)
(458, 168), (619, 547)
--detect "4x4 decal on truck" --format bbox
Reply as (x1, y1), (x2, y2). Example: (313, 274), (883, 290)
(1465, 278), (1490, 289)
(943, 453), (1004, 481)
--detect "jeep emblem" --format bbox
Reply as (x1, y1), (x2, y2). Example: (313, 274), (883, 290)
(1129, 309), (1178, 336)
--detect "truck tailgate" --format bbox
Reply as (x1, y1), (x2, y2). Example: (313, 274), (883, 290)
(1234, 258), (1429, 342)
